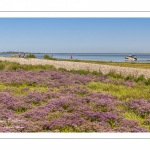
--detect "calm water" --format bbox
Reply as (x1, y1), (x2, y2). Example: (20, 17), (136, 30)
(0, 53), (150, 62)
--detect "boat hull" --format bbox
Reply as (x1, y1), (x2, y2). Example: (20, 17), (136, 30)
(125, 55), (137, 61)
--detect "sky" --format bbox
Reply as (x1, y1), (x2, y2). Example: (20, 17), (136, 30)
(0, 18), (150, 53)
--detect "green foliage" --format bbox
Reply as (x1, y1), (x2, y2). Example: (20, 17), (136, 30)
(0, 63), (5, 70)
(108, 119), (116, 129)
(1, 59), (150, 86)
(59, 126), (75, 132)
(91, 71), (101, 75)
(47, 112), (62, 121)
(135, 75), (146, 83)
(58, 68), (68, 72)
(145, 78), (150, 85)
(26, 54), (36, 58)
(7, 62), (22, 70)
(0, 61), (56, 71)
(44, 54), (57, 60)
(15, 107), (28, 113)
(27, 64), (56, 71)
(70, 69), (90, 75)
(69, 69), (103, 76)
(122, 111), (144, 126)
(125, 75), (134, 81)
(27, 82), (37, 87)
(106, 71), (123, 79)
(6, 121), (11, 126)
(58, 68), (102, 76)
(123, 112), (143, 121)
(87, 82), (150, 101)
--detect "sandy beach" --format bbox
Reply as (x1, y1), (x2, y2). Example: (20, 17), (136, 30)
(0, 57), (150, 79)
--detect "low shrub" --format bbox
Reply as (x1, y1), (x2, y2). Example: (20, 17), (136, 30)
(125, 75), (134, 81)
(106, 71), (123, 79)
(70, 69), (90, 75)
(0, 63), (5, 70)
(26, 54), (36, 58)
(5, 61), (56, 71)
(44, 54), (57, 60)
(58, 68), (68, 72)
(145, 78), (150, 85)
(135, 75), (146, 83)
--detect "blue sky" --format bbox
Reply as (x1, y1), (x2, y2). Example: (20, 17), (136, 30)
(0, 18), (150, 53)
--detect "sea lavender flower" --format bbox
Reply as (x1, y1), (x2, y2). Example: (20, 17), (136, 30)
(125, 99), (150, 117)
(114, 119), (148, 132)
(122, 81), (135, 87)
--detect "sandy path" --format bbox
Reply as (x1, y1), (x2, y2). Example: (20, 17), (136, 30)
(0, 57), (150, 79)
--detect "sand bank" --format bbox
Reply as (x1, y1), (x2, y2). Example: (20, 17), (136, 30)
(0, 57), (150, 79)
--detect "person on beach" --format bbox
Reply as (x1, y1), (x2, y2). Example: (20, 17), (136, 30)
(70, 55), (73, 59)
(19, 53), (21, 58)
(22, 53), (25, 58)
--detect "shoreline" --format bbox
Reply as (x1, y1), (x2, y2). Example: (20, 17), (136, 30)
(0, 57), (150, 79)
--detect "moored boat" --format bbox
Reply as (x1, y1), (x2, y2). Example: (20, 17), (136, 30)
(125, 55), (137, 61)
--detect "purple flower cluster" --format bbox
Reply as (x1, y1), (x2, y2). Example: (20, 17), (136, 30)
(122, 81), (135, 87)
(0, 69), (149, 132)
(0, 92), (31, 115)
(0, 70), (95, 87)
(59, 86), (89, 96)
(85, 93), (119, 112)
(0, 69), (137, 88)
(0, 89), (147, 132)
(125, 99), (150, 118)
(114, 120), (148, 132)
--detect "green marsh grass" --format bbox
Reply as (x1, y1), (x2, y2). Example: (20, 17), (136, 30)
(87, 82), (150, 101)
(47, 111), (63, 121)
(0, 82), (49, 96)
(121, 111), (149, 129)
(122, 112), (144, 124)
(2, 60), (150, 85)
(0, 60), (56, 71)
(106, 71), (124, 79)
(122, 111), (150, 131)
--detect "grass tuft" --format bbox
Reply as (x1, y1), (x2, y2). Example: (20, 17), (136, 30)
(44, 54), (57, 60)
(26, 54), (36, 58)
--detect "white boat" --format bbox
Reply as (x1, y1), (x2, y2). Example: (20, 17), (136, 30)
(125, 55), (137, 61)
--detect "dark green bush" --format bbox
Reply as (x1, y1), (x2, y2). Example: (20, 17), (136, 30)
(125, 75), (134, 81)
(70, 69), (90, 75)
(145, 78), (150, 85)
(6, 61), (56, 71)
(44, 54), (56, 60)
(91, 71), (99, 75)
(58, 68), (68, 72)
(135, 75), (146, 83)
(0, 63), (5, 70)
(107, 71), (123, 79)
(26, 54), (36, 58)
(8, 62), (21, 70)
